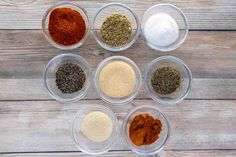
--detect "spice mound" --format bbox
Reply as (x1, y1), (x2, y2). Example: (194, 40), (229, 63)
(49, 8), (86, 45)
(56, 62), (86, 94)
(101, 14), (132, 47)
(129, 113), (162, 146)
(151, 66), (181, 95)
(81, 111), (113, 142)
(99, 61), (136, 98)
(144, 13), (179, 47)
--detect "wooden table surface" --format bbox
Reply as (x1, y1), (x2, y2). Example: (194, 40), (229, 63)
(0, 0), (236, 156)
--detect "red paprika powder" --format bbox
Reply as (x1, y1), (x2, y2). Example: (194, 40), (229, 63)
(49, 8), (86, 45)
(129, 113), (162, 146)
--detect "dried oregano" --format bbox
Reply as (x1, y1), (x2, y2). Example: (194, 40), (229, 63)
(101, 14), (132, 47)
(151, 67), (181, 95)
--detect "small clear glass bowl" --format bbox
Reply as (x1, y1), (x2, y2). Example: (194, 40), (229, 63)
(42, 2), (89, 50)
(43, 53), (91, 103)
(141, 3), (189, 52)
(92, 3), (140, 52)
(122, 105), (170, 155)
(72, 105), (119, 155)
(145, 56), (192, 104)
(94, 56), (142, 105)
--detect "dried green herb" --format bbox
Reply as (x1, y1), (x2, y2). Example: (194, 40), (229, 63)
(101, 13), (132, 47)
(151, 67), (181, 95)
(56, 63), (86, 94)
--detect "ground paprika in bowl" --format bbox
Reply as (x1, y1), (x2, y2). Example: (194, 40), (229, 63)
(122, 105), (170, 155)
(42, 2), (89, 50)
(129, 113), (162, 146)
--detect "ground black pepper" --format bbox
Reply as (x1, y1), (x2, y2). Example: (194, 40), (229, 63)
(56, 63), (86, 93)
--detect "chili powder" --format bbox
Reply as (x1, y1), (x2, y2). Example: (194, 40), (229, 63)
(129, 113), (162, 146)
(49, 8), (86, 45)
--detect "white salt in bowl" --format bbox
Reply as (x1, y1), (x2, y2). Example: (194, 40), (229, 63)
(71, 105), (119, 155)
(141, 3), (189, 52)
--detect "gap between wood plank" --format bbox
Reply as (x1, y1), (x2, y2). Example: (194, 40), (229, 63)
(1, 149), (236, 155)
(1, 98), (236, 102)
(0, 29), (235, 31)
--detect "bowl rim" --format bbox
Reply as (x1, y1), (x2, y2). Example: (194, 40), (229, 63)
(71, 104), (119, 155)
(43, 53), (91, 103)
(94, 56), (142, 105)
(145, 56), (192, 105)
(141, 3), (189, 52)
(122, 105), (171, 155)
(42, 1), (90, 50)
(92, 2), (140, 52)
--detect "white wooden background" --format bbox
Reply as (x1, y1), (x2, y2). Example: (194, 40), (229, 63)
(0, 0), (236, 156)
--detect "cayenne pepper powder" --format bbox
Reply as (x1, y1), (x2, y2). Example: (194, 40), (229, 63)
(49, 8), (86, 45)
(129, 113), (162, 146)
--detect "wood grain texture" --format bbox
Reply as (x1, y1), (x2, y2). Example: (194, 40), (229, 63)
(0, 31), (236, 101)
(2, 150), (236, 157)
(0, 100), (235, 152)
(0, 0), (235, 30)
(0, 0), (235, 156)
(0, 31), (236, 79)
(1, 78), (236, 101)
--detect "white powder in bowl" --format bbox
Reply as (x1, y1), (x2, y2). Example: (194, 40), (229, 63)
(81, 111), (113, 142)
(144, 13), (179, 47)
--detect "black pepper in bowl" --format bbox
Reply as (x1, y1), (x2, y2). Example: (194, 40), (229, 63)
(56, 63), (86, 94)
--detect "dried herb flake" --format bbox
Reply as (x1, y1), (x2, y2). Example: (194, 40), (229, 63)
(151, 67), (181, 95)
(101, 14), (132, 47)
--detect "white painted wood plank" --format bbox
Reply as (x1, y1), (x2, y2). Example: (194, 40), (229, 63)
(2, 150), (236, 157)
(0, 0), (235, 29)
(1, 78), (236, 100)
(0, 31), (235, 79)
(0, 31), (235, 100)
(0, 100), (235, 152)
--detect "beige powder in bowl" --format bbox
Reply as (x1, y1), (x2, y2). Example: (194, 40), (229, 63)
(81, 111), (113, 142)
(99, 61), (136, 98)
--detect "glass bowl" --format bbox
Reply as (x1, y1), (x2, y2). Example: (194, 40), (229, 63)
(145, 56), (192, 104)
(72, 105), (119, 155)
(43, 53), (91, 103)
(94, 56), (142, 105)
(92, 3), (140, 52)
(141, 3), (188, 52)
(42, 2), (89, 50)
(122, 105), (170, 155)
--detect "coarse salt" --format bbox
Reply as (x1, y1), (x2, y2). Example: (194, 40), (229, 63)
(144, 13), (179, 47)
